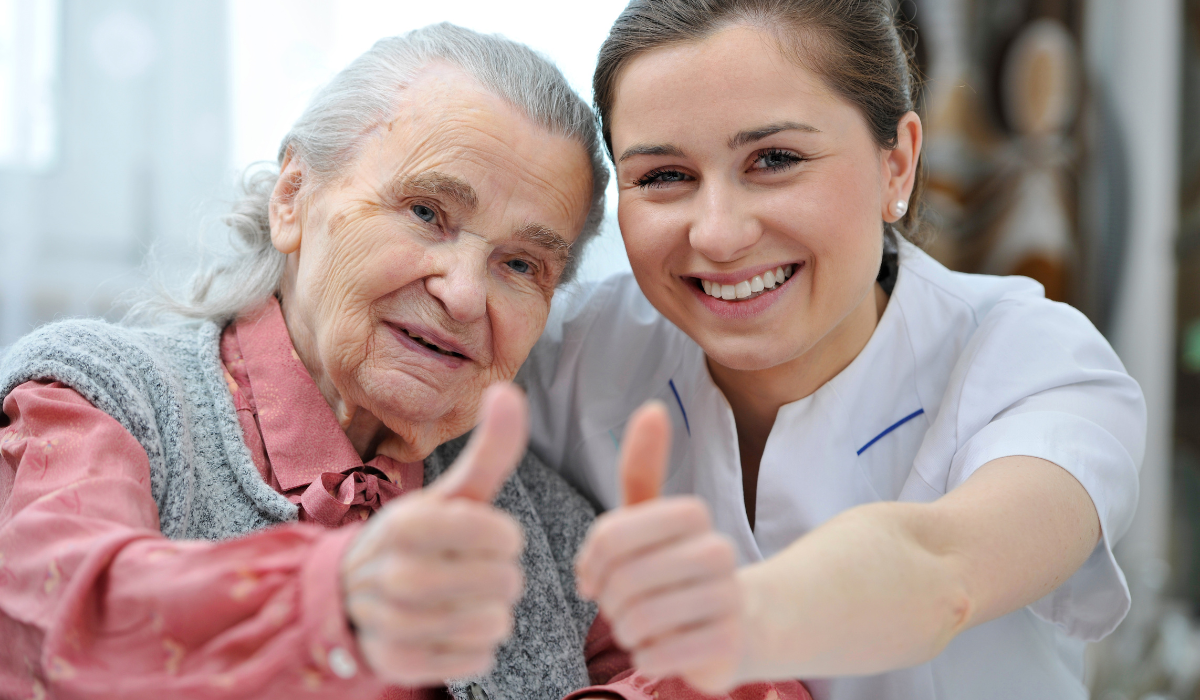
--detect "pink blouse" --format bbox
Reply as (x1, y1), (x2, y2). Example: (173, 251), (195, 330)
(0, 298), (809, 700)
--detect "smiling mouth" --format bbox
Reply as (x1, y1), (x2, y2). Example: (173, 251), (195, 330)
(402, 328), (467, 359)
(696, 264), (797, 301)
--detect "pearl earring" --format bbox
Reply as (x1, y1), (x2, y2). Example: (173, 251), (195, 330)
(893, 200), (909, 218)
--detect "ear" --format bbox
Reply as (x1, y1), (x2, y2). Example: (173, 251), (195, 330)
(881, 111), (923, 223)
(269, 150), (305, 255)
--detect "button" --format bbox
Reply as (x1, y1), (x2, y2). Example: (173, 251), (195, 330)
(327, 646), (357, 679)
(468, 682), (489, 700)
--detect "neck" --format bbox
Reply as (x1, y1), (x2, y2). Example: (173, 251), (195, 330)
(277, 276), (396, 462)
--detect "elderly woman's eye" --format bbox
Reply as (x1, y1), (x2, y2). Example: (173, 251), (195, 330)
(412, 204), (437, 223)
(506, 259), (533, 275)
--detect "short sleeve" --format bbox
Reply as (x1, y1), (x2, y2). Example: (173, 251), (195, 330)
(941, 294), (1145, 640)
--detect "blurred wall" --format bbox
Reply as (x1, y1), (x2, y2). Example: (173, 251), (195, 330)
(1087, 0), (1182, 673)
(0, 0), (230, 347)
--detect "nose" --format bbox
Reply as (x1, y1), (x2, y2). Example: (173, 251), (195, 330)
(424, 239), (489, 323)
(687, 181), (762, 263)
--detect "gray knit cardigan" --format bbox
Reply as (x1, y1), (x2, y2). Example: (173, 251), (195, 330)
(0, 318), (598, 700)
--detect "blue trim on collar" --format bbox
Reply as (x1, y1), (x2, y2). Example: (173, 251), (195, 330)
(857, 408), (925, 456)
(668, 379), (691, 437)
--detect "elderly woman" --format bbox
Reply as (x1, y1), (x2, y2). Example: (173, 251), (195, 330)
(0, 24), (612, 700)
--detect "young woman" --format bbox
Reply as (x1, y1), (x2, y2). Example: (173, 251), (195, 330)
(521, 2), (1145, 698)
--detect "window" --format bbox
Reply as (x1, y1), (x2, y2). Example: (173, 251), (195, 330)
(0, 0), (59, 171)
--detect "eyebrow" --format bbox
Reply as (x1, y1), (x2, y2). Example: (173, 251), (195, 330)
(728, 121), (821, 149)
(618, 143), (686, 163)
(515, 223), (572, 267)
(390, 170), (479, 212)
(617, 121), (822, 163)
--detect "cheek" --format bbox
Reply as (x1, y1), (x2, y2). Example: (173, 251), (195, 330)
(767, 165), (882, 262)
(307, 217), (430, 370)
(323, 219), (424, 304)
(488, 296), (549, 376)
(617, 198), (684, 278)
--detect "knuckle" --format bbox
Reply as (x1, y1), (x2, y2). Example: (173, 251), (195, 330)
(495, 518), (525, 556)
(605, 565), (635, 600)
(500, 565), (525, 600)
(387, 559), (443, 601)
(679, 498), (712, 529)
(479, 605), (514, 640)
(699, 535), (736, 567)
(612, 617), (640, 650)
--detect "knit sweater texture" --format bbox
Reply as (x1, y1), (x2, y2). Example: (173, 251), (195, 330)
(0, 318), (598, 700)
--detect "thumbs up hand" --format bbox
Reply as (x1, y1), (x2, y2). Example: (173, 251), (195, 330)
(575, 402), (745, 694)
(340, 383), (528, 686)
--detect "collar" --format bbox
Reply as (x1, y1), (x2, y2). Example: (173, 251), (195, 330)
(233, 297), (414, 492)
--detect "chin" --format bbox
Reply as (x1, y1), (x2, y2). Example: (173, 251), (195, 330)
(702, 341), (796, 373)
(360, 371), (463, 424)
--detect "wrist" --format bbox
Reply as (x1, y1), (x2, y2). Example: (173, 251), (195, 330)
(734, 561), (782, 683)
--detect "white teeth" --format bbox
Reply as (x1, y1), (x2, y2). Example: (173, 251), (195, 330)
(699, 264), (797, 302)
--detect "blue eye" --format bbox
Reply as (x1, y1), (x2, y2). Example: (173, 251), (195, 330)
(753, 149), (803, 172)
(635, 168), (691, 188)
(507, 259), (532, 274)
(412, 204), (436, 223)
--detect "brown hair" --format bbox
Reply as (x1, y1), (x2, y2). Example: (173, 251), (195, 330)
(593, 0), (927, 243)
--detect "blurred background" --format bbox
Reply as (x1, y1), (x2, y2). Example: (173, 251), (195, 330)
(0, 0), (1193, 696)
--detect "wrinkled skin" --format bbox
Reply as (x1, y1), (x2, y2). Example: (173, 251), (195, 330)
(271, 61), (593, 463)
(266, 62), (594, 686)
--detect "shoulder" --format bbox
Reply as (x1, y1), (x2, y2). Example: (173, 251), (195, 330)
(0, 317), (222, 426)
(534, 273), (690, 365)
(894, 240), (1049, 332)
(521, 273), (692, 415)
(893, 241), (1122, 384)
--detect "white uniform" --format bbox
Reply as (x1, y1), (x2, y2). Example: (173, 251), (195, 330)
(518, 239), (1145, 700)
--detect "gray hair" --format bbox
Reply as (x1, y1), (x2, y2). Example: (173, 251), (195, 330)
(140, 22), (608, 322)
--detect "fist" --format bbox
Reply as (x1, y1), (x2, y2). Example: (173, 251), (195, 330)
(340, 383), (529, 685)
(575, 402), (747, 694)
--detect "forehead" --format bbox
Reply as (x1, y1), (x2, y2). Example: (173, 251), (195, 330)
(348, 64), (594, 238)
(611, 26), (863, 148)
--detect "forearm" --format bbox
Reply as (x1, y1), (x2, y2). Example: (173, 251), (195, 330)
(735, 456), (1101, 681)
(0, 501), (379, 699)
(737, 502), (971, 681)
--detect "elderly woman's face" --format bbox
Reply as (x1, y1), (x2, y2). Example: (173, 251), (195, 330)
(271, 64), (593, 459)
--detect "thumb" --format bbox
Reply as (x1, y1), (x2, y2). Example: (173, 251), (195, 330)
(619, 400), (672, 506)
(428, 382), (529, 502)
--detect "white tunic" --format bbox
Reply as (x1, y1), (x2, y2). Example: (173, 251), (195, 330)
(518, 239), (1145, 700)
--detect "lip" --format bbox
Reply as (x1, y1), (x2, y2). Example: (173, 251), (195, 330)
(384, 322), (472, 369)
(685, 261), (802, 320)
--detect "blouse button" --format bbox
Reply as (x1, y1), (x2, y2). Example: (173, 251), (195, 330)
(327, 647), (358, 679)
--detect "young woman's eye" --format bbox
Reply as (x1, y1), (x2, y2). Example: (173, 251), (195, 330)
(506, 259), (533, 275)
(752, 149), (803, 172)
(635, 168), (692, 189)
(412, 204), (437, 223)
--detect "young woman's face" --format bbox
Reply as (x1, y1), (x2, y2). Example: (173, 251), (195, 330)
(611, 25), (910, 373)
